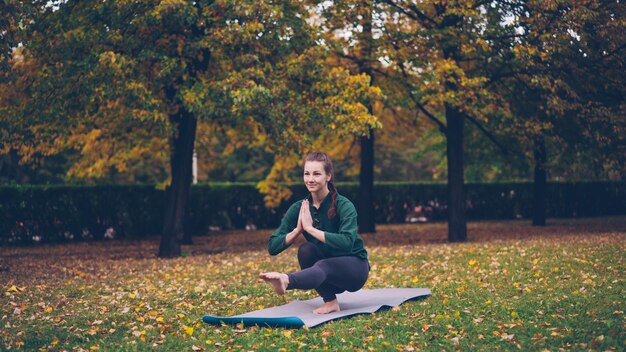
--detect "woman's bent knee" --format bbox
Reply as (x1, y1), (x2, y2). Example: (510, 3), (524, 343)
(297, 242), (324, 268)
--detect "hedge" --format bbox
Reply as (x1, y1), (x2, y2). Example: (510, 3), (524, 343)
(1, 181), (624, 244)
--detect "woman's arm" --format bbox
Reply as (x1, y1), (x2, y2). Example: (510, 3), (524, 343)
(283, 225), (302, 247)
(320, 199), (358, 252)
(268, 202), (302, 255)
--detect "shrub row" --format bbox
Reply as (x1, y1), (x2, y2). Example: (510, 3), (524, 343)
(1, 181), (624, 244)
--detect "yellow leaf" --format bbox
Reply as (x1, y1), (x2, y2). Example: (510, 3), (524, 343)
(156, 317), (164, 323)
(45, 306), (53, 313)
(6, 285), (25, 293)
(468, 260), (478, 266)
(51, 338), (60, 346)
(283, 330), (292, 338)
(90, 346), (99, 351)
(128, 293), (136, 299)
(511, 311), (518, 318)
(185, 326), (194, 336)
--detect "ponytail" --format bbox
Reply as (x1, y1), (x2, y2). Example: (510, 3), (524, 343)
(327, 181), (338, 219)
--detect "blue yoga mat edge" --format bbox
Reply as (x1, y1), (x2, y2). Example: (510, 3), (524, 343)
(202, 315), (305, 328)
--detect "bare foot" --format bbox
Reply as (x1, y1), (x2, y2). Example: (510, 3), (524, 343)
(313, 299), (340, 314)
(259, 272), (289, 295)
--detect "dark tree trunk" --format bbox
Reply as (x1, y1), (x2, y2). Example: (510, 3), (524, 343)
(357, 1), (376, 234)
(446, 105), (467, 242)
(533, 134), (547, 226)
(158, 109), (197, 258)
(437, 8), (467, 242)
(358, 129), (376, 233)
(180, 210), (193, 245)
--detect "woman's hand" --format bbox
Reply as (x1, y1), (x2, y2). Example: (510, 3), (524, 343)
(300, 199), (314, 232)
(293, 203), (304, 234)
(299, 199), (326, 243)
(283, 201), (307, 247)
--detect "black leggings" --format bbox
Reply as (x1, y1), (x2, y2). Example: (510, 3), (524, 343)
(286, 242), (370, 302)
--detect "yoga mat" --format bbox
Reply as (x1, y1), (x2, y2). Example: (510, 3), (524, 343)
(203, 287), (431, 328)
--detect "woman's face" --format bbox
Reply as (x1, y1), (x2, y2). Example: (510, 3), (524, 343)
(304, 161), (331, 193)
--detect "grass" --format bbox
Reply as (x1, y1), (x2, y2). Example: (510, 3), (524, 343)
(1, 217), (625, 351)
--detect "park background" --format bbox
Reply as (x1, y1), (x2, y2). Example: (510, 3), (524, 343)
(1, 0), (625, 351)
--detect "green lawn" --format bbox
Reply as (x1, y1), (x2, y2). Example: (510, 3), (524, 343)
(1, 217), (625, 351)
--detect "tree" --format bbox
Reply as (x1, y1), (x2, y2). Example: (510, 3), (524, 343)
(496, 0), (626, 224)
(308, 0), (380, 233)
(1, 0), (380, 257)
(376, 0), (521, 242)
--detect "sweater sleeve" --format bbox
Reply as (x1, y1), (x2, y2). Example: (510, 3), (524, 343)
(323, 199), (358, 252)
(268, 201), (301, 256)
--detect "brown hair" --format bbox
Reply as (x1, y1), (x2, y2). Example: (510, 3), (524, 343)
(304, 151), (337, 218)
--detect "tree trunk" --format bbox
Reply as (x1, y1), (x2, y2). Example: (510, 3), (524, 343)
(358, 129), (376, 233)
(446, 105), (467, 242)
(158, 109), (197, 258)
(357, 1), (376, 234)
(180, 209), (193, 245)
(532, 134), (547, 226)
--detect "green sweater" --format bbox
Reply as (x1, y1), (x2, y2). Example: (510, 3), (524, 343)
(268, 193), (368, 260)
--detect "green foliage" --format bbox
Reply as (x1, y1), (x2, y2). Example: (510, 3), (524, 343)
(1, 0), (380, 182)
(494, 0), (626, 178)
(2, 0), (622, 189)
(2, 181), (625, 244)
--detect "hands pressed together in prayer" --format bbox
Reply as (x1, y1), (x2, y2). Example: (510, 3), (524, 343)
(284, 200), (325, 246)
(299, 199), (314, 233)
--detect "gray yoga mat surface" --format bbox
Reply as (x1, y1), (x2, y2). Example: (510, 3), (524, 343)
(203, 287), (431, 328)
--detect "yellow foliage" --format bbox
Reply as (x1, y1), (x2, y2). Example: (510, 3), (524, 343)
(257, 153), (299, 208)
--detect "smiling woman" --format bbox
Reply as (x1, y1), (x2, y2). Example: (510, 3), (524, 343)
(260, 151), (370, 314)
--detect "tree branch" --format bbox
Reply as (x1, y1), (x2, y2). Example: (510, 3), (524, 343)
(378, 0), (437, 29)
(406, 2), (438, 28)
(396, 62), (447, 133)
(466, 114), (509, 155)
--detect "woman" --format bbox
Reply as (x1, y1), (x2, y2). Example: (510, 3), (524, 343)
(260, 152), (369, 314)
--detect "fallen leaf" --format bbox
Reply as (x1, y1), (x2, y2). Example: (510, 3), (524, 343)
(184, 326), (194, 336)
